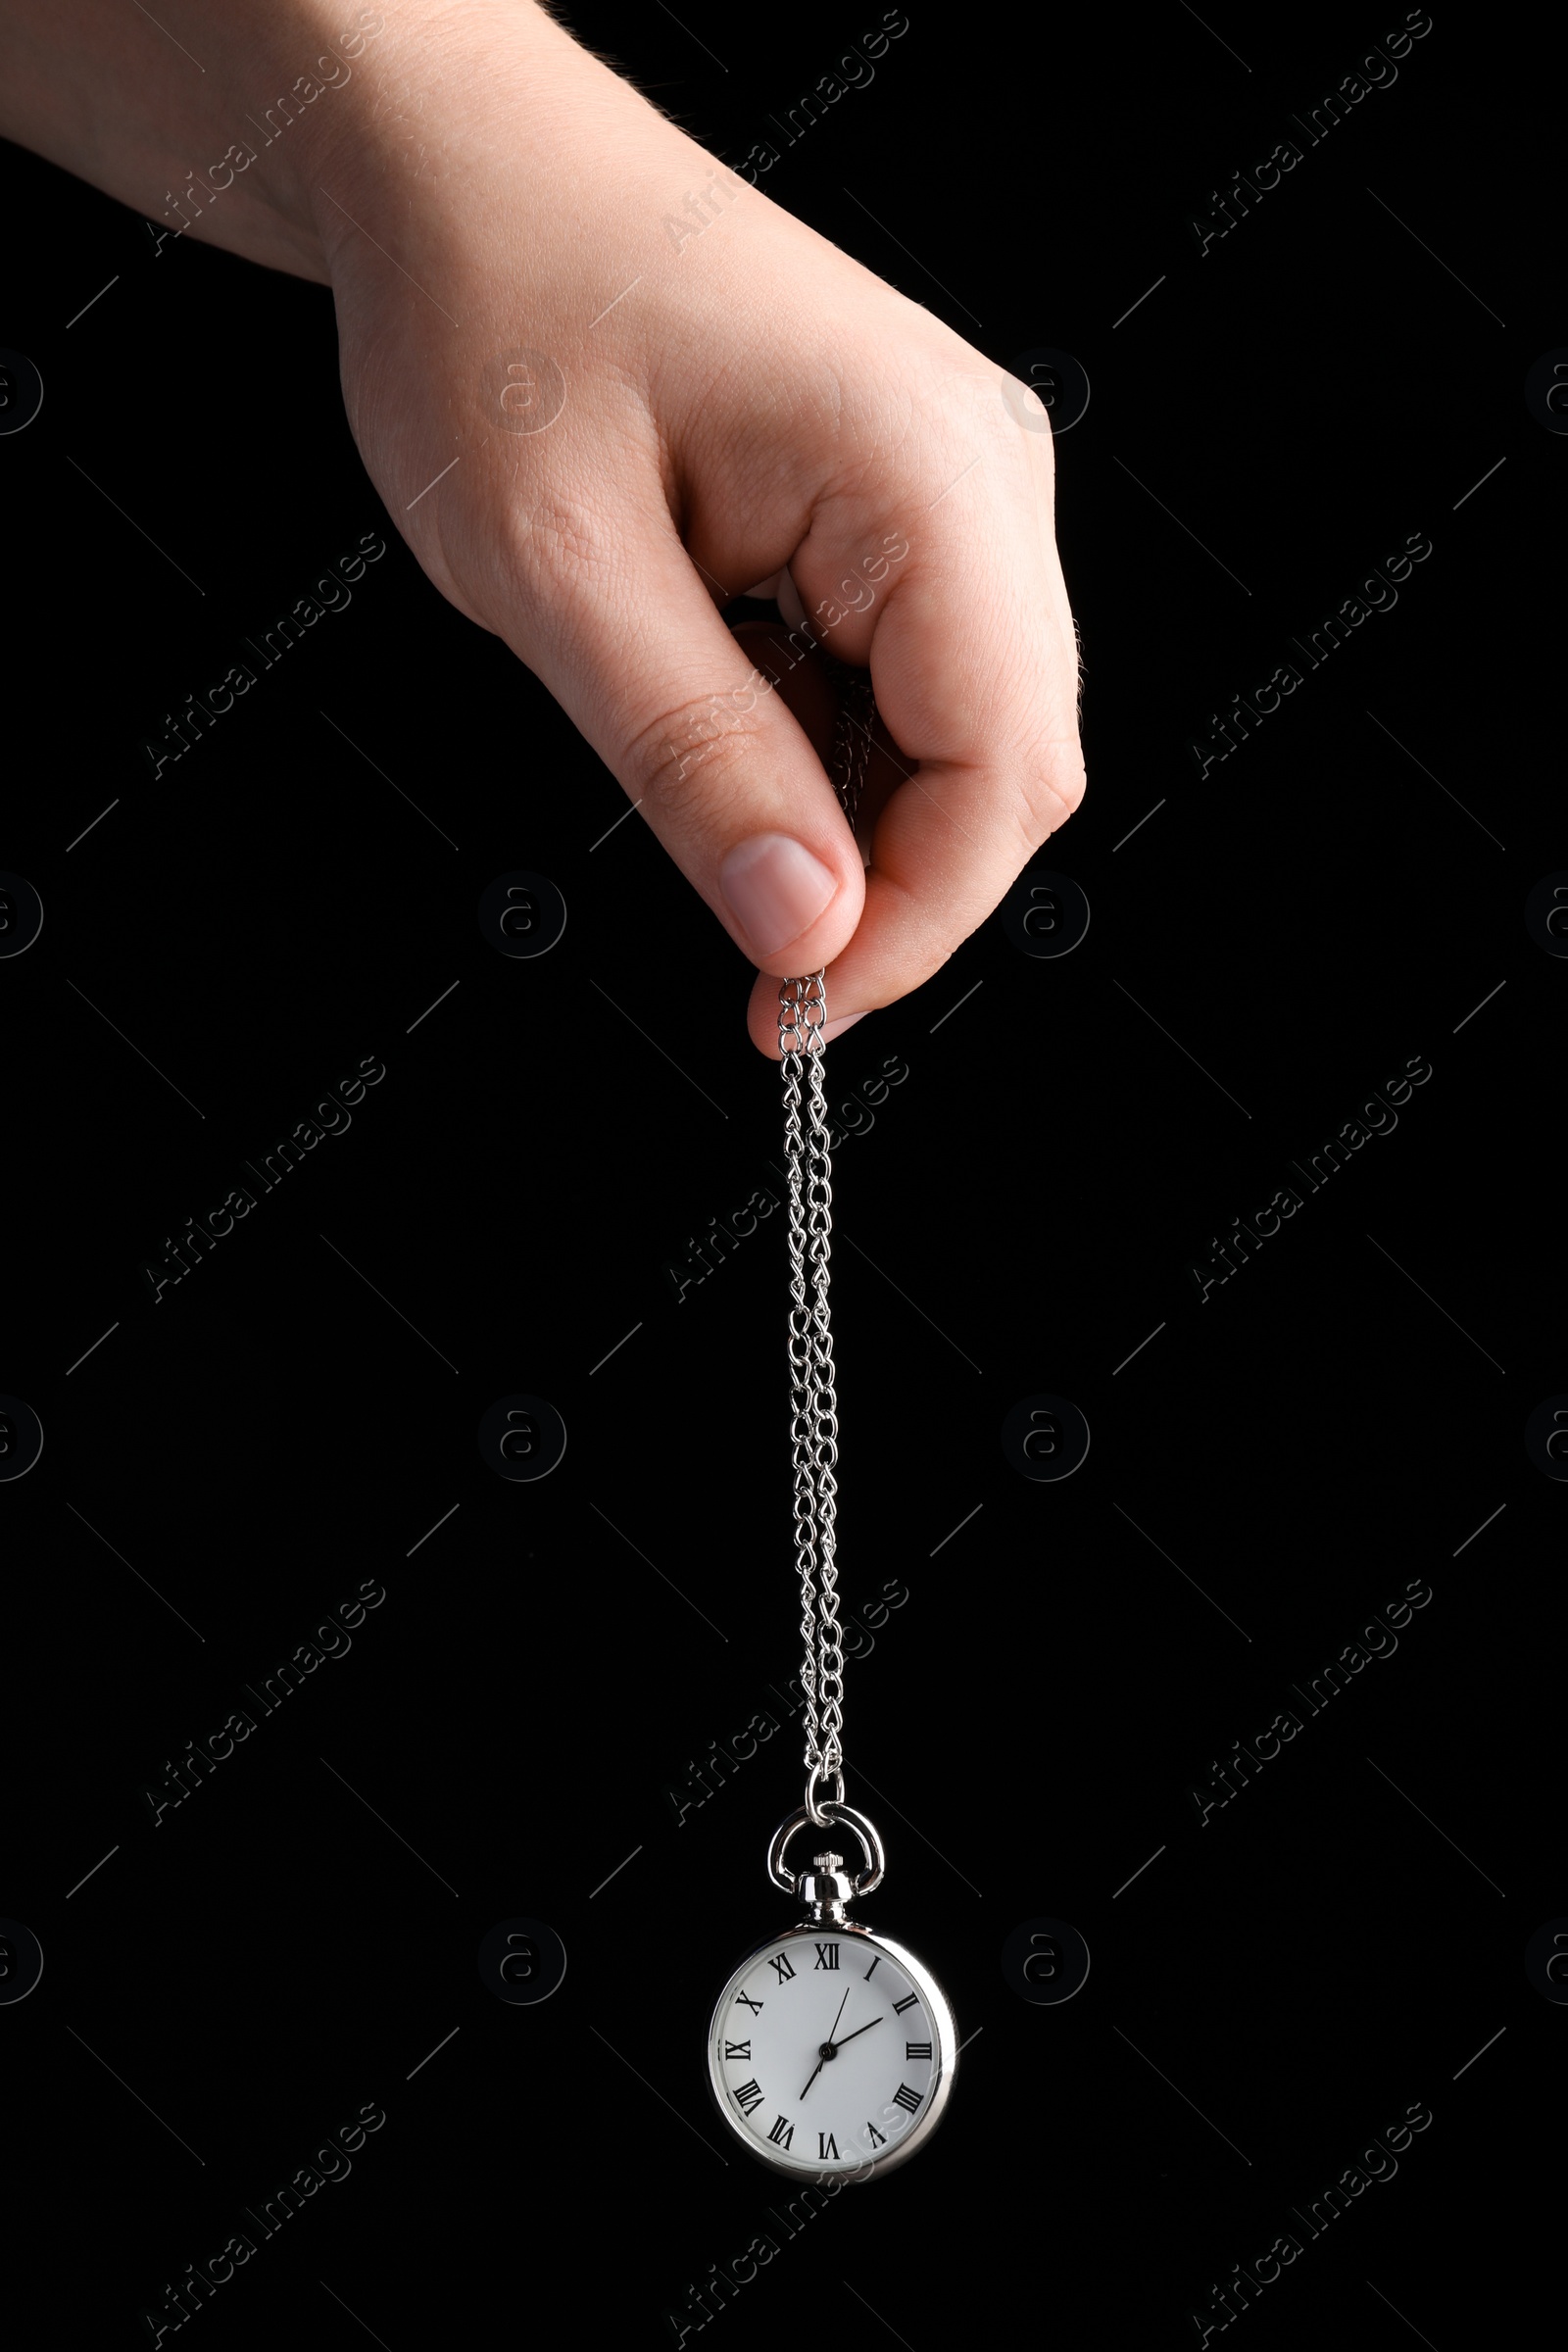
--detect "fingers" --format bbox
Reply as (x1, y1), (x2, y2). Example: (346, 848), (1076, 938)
(493, 511), (867, 978)
(726, 618), (840, 774)
(739, 400), (1086, 1054)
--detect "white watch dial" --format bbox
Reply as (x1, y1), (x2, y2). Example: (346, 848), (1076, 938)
(710, 1929), (942, 2175)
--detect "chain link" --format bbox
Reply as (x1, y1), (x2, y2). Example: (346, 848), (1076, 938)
(777, 649), (877, 1785)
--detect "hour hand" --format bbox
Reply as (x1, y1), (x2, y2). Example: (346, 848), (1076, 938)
(831, 2015), (883, 2049)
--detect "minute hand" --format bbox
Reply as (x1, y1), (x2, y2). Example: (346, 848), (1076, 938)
(832, 2015), (883, 2049)
(801, 1985), (855, 2099)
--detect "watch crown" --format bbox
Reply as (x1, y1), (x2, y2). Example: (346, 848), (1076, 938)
(797, 1854), (854, 1924)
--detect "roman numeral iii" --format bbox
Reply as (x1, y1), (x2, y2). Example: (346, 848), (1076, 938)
(768, 1952), (796, 1984)
(906, 2041), (932, 2060)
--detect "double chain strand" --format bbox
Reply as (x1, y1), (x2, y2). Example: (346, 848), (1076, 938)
(778, 653), (877, 1814)
(780, 974), (845, 1794)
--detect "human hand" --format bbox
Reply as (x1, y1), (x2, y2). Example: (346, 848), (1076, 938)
(0, 0), (1084, 1052)
(312, 2), (1084, 1051)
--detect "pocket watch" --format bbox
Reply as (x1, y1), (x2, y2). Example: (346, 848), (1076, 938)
(707, 1796), (958, 2182)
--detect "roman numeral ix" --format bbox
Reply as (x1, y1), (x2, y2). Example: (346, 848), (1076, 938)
(723, 2040), (751, 2061)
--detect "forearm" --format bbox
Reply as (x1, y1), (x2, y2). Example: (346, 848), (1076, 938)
(0, 0), (518, 282)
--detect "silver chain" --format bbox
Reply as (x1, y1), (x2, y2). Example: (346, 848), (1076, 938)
(777, 659), (876, 1806)
(779, 974), (844, 1791)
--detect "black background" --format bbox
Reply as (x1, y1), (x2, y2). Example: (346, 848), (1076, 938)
(2, 2), (1558, 2345)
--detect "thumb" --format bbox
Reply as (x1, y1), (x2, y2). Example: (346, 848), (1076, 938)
(517, 521), (866, 978)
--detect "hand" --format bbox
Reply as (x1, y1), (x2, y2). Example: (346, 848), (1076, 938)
(829, 2014), (883, 2051)
(802, 1983), (854, 2098)
(316, 3), (1084, 1050)
(0, 0), (1085, 1052)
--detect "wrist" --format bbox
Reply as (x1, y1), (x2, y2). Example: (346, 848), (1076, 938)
(164, 2), (408, 283)
(211, 3), (398, 276)
(300, 0), (597, 285)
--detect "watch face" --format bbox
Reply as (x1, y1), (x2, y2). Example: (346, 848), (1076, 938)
(708, 1924), (955, 2180)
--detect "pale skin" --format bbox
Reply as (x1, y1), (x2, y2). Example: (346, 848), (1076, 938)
(1, 0), (1085, 1053)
